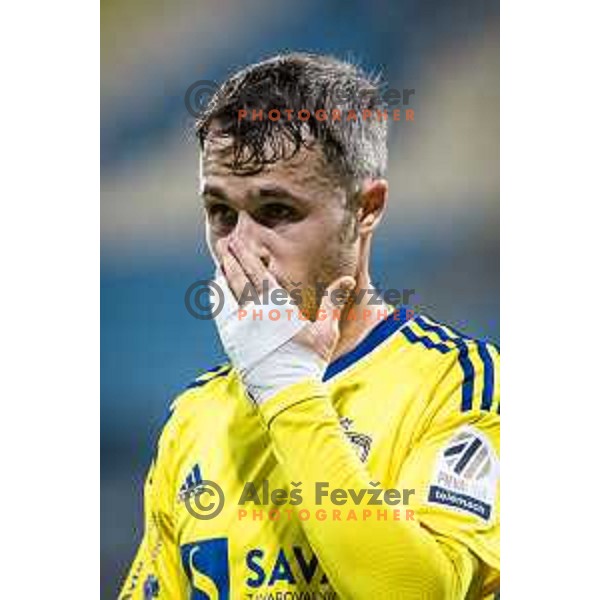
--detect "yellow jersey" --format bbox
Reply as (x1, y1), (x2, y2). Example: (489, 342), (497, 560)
(120, 310), (500, 599)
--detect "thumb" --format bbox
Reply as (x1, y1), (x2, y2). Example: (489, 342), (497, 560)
(319, 275), (356, 321)
(300, 276), (356, 363)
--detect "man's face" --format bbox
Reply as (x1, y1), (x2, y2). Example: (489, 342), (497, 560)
(202, 133), (360, 317)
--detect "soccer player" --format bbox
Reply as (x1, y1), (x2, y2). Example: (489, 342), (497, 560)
(120, 53), (500, 599)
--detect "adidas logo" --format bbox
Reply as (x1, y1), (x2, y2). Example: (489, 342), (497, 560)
(178, 463), (203, 502)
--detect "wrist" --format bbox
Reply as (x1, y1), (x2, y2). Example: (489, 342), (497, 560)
(242, 340), (327, 406)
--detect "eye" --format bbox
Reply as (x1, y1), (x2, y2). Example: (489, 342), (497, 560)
(254, 203), (301, 227)
(206, 203), (238, 233)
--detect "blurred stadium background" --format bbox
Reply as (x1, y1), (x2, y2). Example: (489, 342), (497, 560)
(101, 0), (499, 596)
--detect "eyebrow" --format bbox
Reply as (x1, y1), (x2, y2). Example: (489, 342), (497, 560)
(252, 184), (304, 203)
(202, 183), (309, 206)
(202, 184), (228, 200)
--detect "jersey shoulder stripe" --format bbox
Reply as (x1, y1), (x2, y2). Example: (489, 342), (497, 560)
(185, 363), (232, 390)
(160, 363), (233, 428)
(404, 315), (499, 414)
(430, 317), (499, 414)
(400, 323), (455, 354)
(476, 341), (496, 412)
(410, 315), (476, 412)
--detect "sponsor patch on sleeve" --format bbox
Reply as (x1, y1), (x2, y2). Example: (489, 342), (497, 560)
(426, 426), (499, 522)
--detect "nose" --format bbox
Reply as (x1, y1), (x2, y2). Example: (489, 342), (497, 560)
(230, 211), (271, 268)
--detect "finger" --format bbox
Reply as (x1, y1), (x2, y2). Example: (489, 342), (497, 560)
(221, 246), (250, 303)
(228, 238), (279, 294)
(306, 276), (356, 360)
(320, 276), (356, 319)
(212, 237), (228, 270)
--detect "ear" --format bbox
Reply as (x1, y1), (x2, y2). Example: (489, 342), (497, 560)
(356, 179), (388, 235)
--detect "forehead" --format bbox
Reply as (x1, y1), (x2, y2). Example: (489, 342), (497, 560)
(201, 131), (344, 198)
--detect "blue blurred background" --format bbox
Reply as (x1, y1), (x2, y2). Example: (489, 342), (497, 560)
(101, 0), (499, 596)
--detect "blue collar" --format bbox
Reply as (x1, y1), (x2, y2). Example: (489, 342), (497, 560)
(323, 307), (412, 382)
